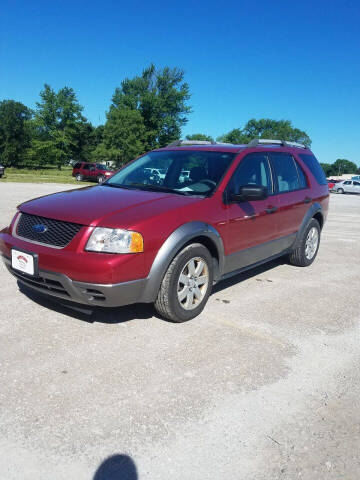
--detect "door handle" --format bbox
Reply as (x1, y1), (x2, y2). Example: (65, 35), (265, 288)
(265, 206), (278, 214)
(303, 197), (312, 204)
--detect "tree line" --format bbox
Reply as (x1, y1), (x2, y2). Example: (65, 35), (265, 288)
(0, 63), (358, 174)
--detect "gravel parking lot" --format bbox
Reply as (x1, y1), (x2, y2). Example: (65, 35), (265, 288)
(0, 183), (359, 480)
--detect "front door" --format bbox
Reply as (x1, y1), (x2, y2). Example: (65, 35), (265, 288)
(223, 152), (279, 274)
(353, 181), (360, 194)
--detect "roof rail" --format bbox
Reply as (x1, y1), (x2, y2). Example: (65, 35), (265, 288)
(167, 139), (216, 147)
(247, 138), (307, 149)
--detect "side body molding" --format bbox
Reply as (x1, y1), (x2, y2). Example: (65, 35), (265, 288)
(293, 202), (323, 249)
(141, 221), (225, 302)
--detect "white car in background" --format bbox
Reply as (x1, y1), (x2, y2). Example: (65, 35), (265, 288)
(335, 180), (360, 194)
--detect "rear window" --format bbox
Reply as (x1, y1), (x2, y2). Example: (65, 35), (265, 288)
(298, 154), (327, 185)
(73, 163), (82, 169)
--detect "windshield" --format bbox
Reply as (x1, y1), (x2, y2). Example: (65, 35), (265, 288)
(96, 164), (108, 170)
(105, 150), (235, 196)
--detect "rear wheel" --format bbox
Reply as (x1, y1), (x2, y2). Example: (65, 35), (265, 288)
(75, 173), (83, 181)
(337, 188), (344, 194)
(97, 175), (105, 184)
(289, 218), (321, 267)
(155, 243), (213, 322)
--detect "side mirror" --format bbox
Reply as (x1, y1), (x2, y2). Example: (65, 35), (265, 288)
(230, 184), (268, 202)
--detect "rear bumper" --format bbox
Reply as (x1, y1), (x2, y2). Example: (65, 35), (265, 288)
(2, 256), (148, 307)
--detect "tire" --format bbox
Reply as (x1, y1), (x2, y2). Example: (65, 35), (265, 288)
(289, 218), (321, 267)
(97, 175), (105, 184)
(75, 173), (83, 181)
(154, 243), (213, 322)
(337, 188), (344, 194)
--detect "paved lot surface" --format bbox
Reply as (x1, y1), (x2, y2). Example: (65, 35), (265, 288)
(0, 183), (360, 480)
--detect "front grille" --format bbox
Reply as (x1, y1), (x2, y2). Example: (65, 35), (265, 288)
(12, 269), (70, 297)
(16, 213), (83, 247)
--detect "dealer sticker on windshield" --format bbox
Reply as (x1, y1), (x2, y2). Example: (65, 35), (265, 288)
(11, 249), (35, 276)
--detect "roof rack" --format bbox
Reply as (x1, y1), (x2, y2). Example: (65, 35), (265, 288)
(167, 139), (216, 147)
(247, 138), (307, 149)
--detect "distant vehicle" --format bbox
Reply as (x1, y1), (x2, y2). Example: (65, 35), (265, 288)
(144, 168), (166, 180)
(72, 162), (114, 184)
(0, 164), (4, 178)
(335, 180), (360, 194)
(180, 170), (190, 182)
(351, 175), (360, 181)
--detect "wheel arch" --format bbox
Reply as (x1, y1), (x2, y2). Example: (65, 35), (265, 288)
(292, 203), (323, 250)
(141, 222), (224, 303)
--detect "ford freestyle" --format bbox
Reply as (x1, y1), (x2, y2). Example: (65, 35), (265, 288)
(0, 139), (329, 322)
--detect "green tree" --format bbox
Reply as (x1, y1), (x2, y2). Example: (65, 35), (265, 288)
(217, 119), (311, 147)
(31, 84), (89, 168)
(320, 163), (333, 176)
(110, 64), (191, 152)
(185, 133), (214, 142)
(332, 159), (358, 175)
(0, 100), (32, 166)
(100, 108), (147, 165)
(217, 128), (248, 144)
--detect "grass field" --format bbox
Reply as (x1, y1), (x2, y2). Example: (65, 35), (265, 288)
(0, 166), (92, 184)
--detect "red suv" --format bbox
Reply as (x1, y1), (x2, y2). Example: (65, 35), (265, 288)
(72, 162), (114, 184)
(0, 139), (329, 322)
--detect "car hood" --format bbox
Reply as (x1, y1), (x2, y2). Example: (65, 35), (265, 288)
(19, 185), (201, 227)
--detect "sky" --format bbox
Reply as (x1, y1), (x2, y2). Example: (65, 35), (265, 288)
(1, 0), (360, 166)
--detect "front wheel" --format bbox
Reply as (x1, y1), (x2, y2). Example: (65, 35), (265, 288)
(289, 218), (321, 267)
(155, 243), (213, 322)
(97, 175), (105, 184)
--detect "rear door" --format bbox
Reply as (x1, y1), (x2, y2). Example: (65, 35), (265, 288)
(269, 152), (310, 239)
(223, 152), (279, 272)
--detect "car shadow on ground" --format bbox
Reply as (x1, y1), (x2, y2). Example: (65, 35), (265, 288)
(93, 454), (138, 480)
(17, 257), (286, 325)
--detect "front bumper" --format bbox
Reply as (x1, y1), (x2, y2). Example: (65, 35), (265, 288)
(2, 256), (147, 307)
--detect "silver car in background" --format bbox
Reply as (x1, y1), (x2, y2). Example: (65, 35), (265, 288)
(335, 180), (360, 194)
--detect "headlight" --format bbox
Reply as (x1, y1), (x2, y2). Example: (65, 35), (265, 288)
(86, 227), (143, 253)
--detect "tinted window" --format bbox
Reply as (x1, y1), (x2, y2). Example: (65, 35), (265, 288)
(354, 181), (360, 186)
(270, 153), (301, 193)
(73, 163), (81, 169)
(295, 161), (308, 189)
(344, 181), (351, 185)
(228, 153), (272, 194)
(298, 154), (327, 185)
(96, 164), (107, 170)
(82, 164), (90, 170)
(107, 150), (235, 196)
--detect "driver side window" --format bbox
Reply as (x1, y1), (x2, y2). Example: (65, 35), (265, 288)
(228, 153), (272, 194)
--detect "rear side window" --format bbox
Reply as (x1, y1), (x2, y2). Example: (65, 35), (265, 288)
(298, 154), (327, 185)
(228, 153), (272, 194)
(270, 153), (302, 193)
(82, 164), (90, 170)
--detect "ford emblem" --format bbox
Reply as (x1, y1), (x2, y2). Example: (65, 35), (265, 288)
(32, 223), (48, 234)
